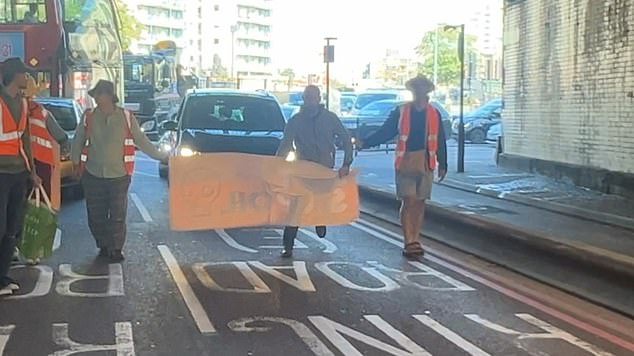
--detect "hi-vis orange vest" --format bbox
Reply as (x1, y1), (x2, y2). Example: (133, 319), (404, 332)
(78, 109), (136, 175)
(27, 100), (55, 165)
(395, 102), (440, 171)
(0, 97), (31, 171)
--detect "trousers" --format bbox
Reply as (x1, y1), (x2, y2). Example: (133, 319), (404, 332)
(0, 171), (29, 279)
(81, 173), (131, 251)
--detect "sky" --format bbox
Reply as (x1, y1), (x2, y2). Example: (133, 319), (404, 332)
(271, 0), (479, 79)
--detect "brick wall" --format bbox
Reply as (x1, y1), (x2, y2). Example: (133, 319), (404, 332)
(502, 0), (634, 174)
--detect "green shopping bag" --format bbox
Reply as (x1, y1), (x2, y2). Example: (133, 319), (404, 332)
(19, 186), (59, 261)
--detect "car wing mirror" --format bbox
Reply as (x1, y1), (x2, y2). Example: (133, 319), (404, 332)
(161, 120), (178, 131)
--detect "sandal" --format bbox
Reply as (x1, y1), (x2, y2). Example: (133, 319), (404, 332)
(402, 242), (425, 258)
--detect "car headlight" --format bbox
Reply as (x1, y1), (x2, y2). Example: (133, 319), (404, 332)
(464, 122), (472, 129)
(285, 151), (297, 162)
(140, 120), (156, 132)
(178, 146), (198, 157)
(351, 137), (356, 144)
(159, 142), (173, 152)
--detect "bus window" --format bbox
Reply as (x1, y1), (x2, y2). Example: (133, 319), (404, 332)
(0, 0), (47, 24)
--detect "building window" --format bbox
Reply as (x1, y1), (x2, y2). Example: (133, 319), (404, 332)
(214, 4), (220, 11)
(214, 38), (220, 44)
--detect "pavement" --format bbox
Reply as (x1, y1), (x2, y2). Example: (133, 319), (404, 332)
(351, 142), (634, 277)
(1, 155), (633, 355)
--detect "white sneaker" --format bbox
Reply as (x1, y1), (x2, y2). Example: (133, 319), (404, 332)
(2, 278), (20, 291)
(0, 286), (13, 296)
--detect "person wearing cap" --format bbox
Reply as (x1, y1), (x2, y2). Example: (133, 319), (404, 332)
(0, 57), (44, 296)
(358, 75), (447, 258)
(71, 80), (168, 262)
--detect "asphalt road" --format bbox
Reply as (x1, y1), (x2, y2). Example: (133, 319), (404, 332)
(1, 155), (633, 356)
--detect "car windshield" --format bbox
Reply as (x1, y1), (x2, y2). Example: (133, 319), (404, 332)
(471, 99), (502, 116)
(124, 58), (154, 86)
(183, 95), (285, 131)
(359, 101), (397, 116)
(354, 93), (396, 109)
(40, 103), (78, 131)
(282, 105), (297, 120)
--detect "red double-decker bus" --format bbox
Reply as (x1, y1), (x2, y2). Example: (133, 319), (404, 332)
(0, 0), (124, 109)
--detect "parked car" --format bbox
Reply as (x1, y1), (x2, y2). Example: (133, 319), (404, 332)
(34, 97), (83, 194)
(452, 98), (502, 144)
(281, 103), (300, 121)
(349, 90), (412, 115)
(486, 122), (502, 142)
(341, 99), (453, 142)
(157, 89), (286, 179)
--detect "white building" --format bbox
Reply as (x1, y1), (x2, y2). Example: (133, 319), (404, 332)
(465, 0), (503, 88)
(126, 0), (187, 56)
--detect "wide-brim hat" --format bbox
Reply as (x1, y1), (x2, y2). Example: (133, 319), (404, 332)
(88, 79), (119, 103)
(1, 57), (36, 78)
(405, 74), (435, 93)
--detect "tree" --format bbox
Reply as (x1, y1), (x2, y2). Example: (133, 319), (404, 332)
(416, 29), (477, 86)
(115, 0), (142, 50)
(280, 68), (295, 91)
(64, 0), (142, 51)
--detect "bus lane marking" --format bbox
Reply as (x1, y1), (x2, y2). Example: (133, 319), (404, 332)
(413, 315), (491, 356)
(7, 265), (54, 300)
(0, 325), (15, 355)
(130, 193), (153, 223)
(51, 322), (134, 356)
(219, 228), (338, 254)
(355, 218), (634, 353)
(158, 245), (216, 334)
(228, 317), (335, 356)
(56, 264), (124, 298)
(465, 313), (615, 356)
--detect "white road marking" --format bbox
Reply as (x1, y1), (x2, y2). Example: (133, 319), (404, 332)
(130, 193), (153, 222)
(53, 228), (62, 251)
(228, 317), (335, 356)
(193, 262), (271, 293)
(51, 322), (135, 356)
(216, 229), (258, 253)
(250, 261), (317, 292)
(414, 315), (491, 356)
(8, 265), (53, 300)
(466, 314), (615, 356)
(309, 315), (432, 356)
(300, 229), (338, 254)
(56, 264), (124, 298)
(315, 262), (400, 292)
(0, 325), (15, 355)
(158, 245), (216, 334)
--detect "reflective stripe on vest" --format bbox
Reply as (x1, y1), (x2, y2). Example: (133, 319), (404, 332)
(79, 108), (136, 175)
(0, 97), (31, 170)
(394, 102), (440, 171)
(28, 102), (55, 165)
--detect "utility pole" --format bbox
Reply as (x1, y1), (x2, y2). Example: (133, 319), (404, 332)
(444, 24), (466, 173)
(230, 24), (237, 81)
(433, 26), (439, 86)
(324, 37), (336, 110)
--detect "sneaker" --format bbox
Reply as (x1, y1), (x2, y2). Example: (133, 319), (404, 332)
(0, 285), (13, 297)
(316, 226), (327, 238)
(1, 277), (20, 291)
(109, 250), (125, 262)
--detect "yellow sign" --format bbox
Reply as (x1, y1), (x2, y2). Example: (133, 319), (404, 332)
(169, 153), (359, 231)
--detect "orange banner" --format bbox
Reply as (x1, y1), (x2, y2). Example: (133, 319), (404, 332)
(169, 153), (359, 231)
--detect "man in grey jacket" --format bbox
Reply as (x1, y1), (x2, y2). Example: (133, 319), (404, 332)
(276, 85), (353, 257)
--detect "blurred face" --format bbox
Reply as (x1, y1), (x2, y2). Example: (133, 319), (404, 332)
(303, 86), (321, 107)
(412, 86), (430, 102)
(95, 92), (114, 106)
(15, 73), (28, 90)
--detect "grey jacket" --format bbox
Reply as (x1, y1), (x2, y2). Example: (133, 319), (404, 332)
(276, 104), (353, 169)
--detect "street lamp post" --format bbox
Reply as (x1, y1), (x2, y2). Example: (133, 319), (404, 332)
(445, 24), (466, 173)
(230, 24), (237, 80)
(324, 37), (336, 110)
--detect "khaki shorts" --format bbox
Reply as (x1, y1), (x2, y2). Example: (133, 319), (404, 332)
(395, 166), (434, 200)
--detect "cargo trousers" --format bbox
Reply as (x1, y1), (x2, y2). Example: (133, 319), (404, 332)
(0, 171), (29, 281)
(81, 173), (131, 251)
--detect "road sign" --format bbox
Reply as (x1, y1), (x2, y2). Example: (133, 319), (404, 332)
(323, 45), (335, 63)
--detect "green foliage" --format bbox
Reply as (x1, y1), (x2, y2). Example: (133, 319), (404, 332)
(416, 28), (477, 86)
